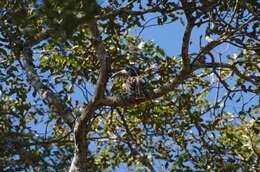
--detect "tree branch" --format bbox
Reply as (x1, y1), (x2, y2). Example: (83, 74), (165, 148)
(69, 19), (112, 171)
(101, 59), (259, 108)
(181, 21), (194, 70)
(75, 19), (112, 128)
(181, 0), (195, 70)
(192, 15), (256, 64)
(88, 21), (112, 101)
(100, 70), (191, 107)
(21, 46), (75, 127)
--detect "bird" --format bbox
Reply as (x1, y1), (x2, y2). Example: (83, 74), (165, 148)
(125, 65), (146, 97)
(114, 65), (145, 97)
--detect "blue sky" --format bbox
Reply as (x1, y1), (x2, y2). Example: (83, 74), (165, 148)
(8, 1), (258, 171)
(26, 8), (258, 172)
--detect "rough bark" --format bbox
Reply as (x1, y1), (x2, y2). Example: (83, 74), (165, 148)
(21, 46), (75, 127)
(69, 19), (112, 171)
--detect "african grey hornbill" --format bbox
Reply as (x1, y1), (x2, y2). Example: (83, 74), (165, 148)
(115, 65), (146, 97)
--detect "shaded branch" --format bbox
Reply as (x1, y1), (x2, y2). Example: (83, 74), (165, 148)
(181, 20), (194, 70)
(74, 18), (112, 129)
(101, 59), (259, 107)
(21, 46), (75, 127)
(69, 19), (112, 172)
(100, 70), (191, 107)
(181, 0), (196, 70)
(76, 19), (112, 128)
(88, 20), (112, 101)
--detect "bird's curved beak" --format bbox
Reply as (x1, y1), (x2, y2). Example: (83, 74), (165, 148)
(112, 69), (128, 78)
(119, 69), (127, 74)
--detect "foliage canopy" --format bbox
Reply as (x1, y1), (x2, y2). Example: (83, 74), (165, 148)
(0, 0), (259, 171)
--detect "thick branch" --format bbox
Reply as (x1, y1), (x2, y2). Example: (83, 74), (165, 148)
(75, 19), (112, 127)
(21, 47), (75, 127)
(101, 59), (259, 107)
(181, 21), (194, 70)
(181, 0), (195, 70)
(74, 19), (112, 127)
(69, 102), (95, 172)
(88, 20), (112, 101)
(69, 19), (112, 171)
(100, 70), (191, 107)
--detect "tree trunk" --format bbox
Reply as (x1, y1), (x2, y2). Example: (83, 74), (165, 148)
(69, 124), (87, 172)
